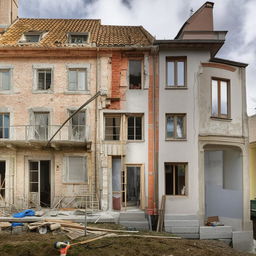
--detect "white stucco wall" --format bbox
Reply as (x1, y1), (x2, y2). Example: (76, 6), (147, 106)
(158, 49), (210, 215)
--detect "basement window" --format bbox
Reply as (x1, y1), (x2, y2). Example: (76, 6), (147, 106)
(129, 60), (142, 89)
(104, 115), (121, 141)
(165, 163), (187, 196)
(64, 156), (87, 183)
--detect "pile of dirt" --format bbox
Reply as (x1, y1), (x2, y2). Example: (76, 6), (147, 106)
(0, 232), (254, 256)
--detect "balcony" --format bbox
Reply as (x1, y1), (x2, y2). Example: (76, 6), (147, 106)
(0, 125), (91, 150)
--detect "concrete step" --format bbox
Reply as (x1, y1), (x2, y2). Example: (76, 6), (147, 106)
(120, 220), (149, 230)
(200, 226), (232, 239)
(178, 233), (200, 239)
(165, 214), (199, 221)
(119, 211), (147, 221)
(165, 226), (199, 234)
(165, 220), (200, 227)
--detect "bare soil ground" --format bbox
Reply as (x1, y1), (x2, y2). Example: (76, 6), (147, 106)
(0, 224), (254, 256)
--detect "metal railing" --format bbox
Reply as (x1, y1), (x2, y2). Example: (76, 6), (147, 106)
(2, 125), (90, 142)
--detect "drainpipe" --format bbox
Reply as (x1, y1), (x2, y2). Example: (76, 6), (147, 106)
(95, 48), (100, 207)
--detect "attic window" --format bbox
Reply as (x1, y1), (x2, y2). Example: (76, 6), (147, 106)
(69, 33), (88, 44)
(19, 32), (43, 43)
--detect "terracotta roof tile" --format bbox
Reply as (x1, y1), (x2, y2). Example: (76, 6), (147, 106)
(0, 18), (154, 48)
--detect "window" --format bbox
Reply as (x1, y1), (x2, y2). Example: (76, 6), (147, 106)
(68, 68), (87, 91)
(211, 78), (230, 118)
(165, 163), (187, 196)
(0, 69), (10, 90)
(0, 113), (9, 139)
(37, 69), (52, 90)
(33, 112), (49, 140)
(129, 60), (142, 89)
(69, 33), (88, 44)
(20, 32), (42, 43)
(105, 115), (121, 140)
(127, 115), (143, 140)
(69, 111), (85, 140)
(64, 156), (87, 183)
(166, 57), (186, 87)
(166, 114), (186, 140)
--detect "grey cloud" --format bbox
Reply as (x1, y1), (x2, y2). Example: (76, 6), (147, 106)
(18, 0), (256, 114)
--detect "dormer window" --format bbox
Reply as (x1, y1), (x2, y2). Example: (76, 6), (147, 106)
(68, 33), (88, 44)
(25, 34), (40, 43)
(19, 31), (44, 44)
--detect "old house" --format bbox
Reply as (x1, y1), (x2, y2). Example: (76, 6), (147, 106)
(0, 0), (155, 214)
(0, 0), (252, 238)
(155, 2), (250, 236)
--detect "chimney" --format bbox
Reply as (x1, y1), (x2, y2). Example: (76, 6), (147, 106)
(0, 0), (19, 29)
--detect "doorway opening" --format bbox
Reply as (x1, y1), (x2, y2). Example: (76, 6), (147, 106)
(0, 161), (5, 201)
(29, 160), (51, 207)
(126, 166), (140, 207)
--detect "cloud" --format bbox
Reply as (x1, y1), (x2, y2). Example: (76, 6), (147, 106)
(19, 0), (256, 115)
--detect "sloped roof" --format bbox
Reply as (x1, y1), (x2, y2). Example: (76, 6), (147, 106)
(0, 18), (154, 48)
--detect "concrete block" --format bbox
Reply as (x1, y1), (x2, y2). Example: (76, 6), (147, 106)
(165, 226), (199, 234)
(120, 221), (149, 230)
(165, 220), (200, 227)
(218, 239), (232, 246)
(178, 233), (200, 239)
(165, 214), (198, 221)
(200, 226), (232, 239)
(232, 231), (253, 252)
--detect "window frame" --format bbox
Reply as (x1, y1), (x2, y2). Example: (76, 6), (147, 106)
(166, 56), (187, 88)
(68, 68), (88, 92)
(63, 156), (88, 184)
(211, 77), (231, 119)
(69, 110), (86, 141)
(104, 114), (121, 141)
(0, 113), (10, 139)
(128, 59), (143, 90)
(36, 69), (52, 91)
(19, 31), (44, 44)
(68, 32), (89, 44)
(127, 114), (144, 141)
(164, 162), (188, 196)
(0, 69), (11, 91)
(165, 113), (187, 140)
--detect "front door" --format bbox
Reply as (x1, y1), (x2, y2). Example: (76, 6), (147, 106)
(29, 160), (51, 207)
(126, 166), (141, 207)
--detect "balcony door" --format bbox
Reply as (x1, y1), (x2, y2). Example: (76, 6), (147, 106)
(29, 160), (51, 207)
(34, 112), (49, 140)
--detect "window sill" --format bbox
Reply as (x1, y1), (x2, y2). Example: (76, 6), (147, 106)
(210, 116), (232, 122)
(63, 182), (88, 185)
(64, 91), (90, 95)
(165, 86), (187, 90)
(127, 140), (145, 143)
(32, 90), (54, 94)
(165, 138), (187, 141)
(165, 195), (188, 198)
(0, 90), (13, 94)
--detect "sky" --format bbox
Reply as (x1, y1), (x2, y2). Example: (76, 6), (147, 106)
(19, 0), (256, 115)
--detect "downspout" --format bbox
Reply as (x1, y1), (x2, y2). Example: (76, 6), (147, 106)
(153, 47), (158, 215)
(95, 48), (100, 206)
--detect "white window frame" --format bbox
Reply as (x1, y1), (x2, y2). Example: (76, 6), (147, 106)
(127, 114), (144, 141)
(32, 64), (54, 93)
(66, 64), (90, 94)
(0, 65), (13, 93)
(68, 32), (89, 44)
(63, 156), (87, 184)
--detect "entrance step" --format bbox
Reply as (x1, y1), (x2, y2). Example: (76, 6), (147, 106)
(200, 226), (232, 239)
(119, 210), (149, 230)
